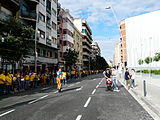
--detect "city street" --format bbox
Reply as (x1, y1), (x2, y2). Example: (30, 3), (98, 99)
(0, 75), (153, 120)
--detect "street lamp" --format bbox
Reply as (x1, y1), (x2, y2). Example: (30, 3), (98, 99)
(105, 6), (125, 69)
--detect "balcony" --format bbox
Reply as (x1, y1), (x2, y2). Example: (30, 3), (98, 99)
(46, 39), (52, 46)
(21, 10), (37, 20)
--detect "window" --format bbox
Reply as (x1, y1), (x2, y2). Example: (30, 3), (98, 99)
(39, 12), (45, 22)
(63, 41), (68, 46)
(38, 29), (45, 39)
(55, 52), (58, 58)
(52, 8), (57, 16)
(52, 22), (56, 30)
(42, 50), (46, 57)
(50, 51), (52, 58)
(46, 16), (51, 27)
(53, 0), (57, 4)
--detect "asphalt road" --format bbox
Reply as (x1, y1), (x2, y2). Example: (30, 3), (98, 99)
(0, 74), (153, 120)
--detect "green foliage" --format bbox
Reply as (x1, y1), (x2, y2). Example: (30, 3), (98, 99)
(153, 52), (160, 62)
(138, 59), (144, 65)
(94, 55), (109, 70)
(64, 49), (79, 70)
(0, 17), (34, 63)
(144, 57), (152, 64)
(138, 70), (160, 75)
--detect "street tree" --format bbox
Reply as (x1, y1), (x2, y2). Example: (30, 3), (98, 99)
(64, 48), (78, 71)
(0, 17), (34, 70)
(153, 52), (160, 62)
(144, 57), (152, 64)
(95, 55), (109, 70)
(138, 59), (144, 65)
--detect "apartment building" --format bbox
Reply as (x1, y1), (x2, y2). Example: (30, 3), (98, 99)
(113, 43), (121, 66)
(120, 20), (127, 67)
(73, 25), (83, 70)
(20, 0), (58, 72)
(0, 0), (19, 18)
(57, 4), (74, 68)
(74, 18), (92, 70)
(91, 42), (101, 57)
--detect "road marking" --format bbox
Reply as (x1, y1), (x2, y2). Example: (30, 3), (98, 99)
(0, 109), (15, 117)
(76, 86), (83, 91)
(84, 97), (91, 108)
(54, 91), (58, 93)
(28, 95), (48, 104)
(92, 89), (96, 95)
(76, 115), (82, 120)
(41, 87), (50, 90)
(76, 82), (81, 84)
(68, 84), (74, 87)
(99, 82), (101, 85)
(96, 85), (99, 88)
(93, 79), (96, 81)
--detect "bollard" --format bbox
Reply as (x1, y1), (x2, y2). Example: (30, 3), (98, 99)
(143, 80), (147, 97)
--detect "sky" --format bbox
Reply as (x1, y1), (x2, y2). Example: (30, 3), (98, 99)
(59, 0), (160, 61)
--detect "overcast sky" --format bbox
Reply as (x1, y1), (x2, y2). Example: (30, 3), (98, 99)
(59, 0), (160, 61)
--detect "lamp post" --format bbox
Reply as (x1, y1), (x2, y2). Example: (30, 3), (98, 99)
(0, 36), (4, 70)
(105, 6), (125, 69)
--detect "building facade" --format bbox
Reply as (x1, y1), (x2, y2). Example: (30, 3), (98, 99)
(74, 18), (92, 70)
(73, 25), (83, 70)
(123, 10), (160, 69)
(57, 4), (74, 68)
(20, 0), (58, 72)
(120, 20), (127, 67)
(114, 43), (121, 66)
(91, 42), (101, 58)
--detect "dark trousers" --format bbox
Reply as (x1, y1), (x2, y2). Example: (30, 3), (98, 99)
(6, 85), (11, 94)
(0, 84), (4, 96)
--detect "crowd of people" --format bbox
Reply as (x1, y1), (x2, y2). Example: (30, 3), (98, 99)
(0, 69), (101, 96)
(103, 65), (136, 91)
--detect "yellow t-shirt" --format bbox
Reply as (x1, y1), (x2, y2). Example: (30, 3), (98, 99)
(0, 74), (5, 84)
(24, 75), (29, 80)
(30, 74), (35, 81)
(5, 75), (12, 85)
(62, 72), (66, 78)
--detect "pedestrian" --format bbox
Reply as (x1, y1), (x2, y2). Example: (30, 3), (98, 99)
(29, 73), (35, 88)
(130, 69), (136, 88)
(62, 71), (67, 85)
(53, 71), (57, 85)
(24, 72), (30, 90)
(117, 63), (122, 79)
(5, 72), (12, 94)
(12, 74), (19, 94)
(0, 71), (5, 96)
(125, 68), (131, 90)
(56, 68), (63, 92)
(103, 68), (111, 79)
(112, 67), (119, 91)
(20, 73), (24, 90)
(33, 73), (38, 88)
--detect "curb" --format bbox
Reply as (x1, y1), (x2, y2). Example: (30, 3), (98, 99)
(119, 80), (160, 120)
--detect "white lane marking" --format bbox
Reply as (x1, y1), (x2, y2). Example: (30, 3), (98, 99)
(76, 86), (83, 91)
(93, 79), (96, 81)
(68, 84), (74, 87)
(76, 115), (82, 120)
(99, 82), (101, 85)
(76, 82), (81, 84)
(96, 85), (99, 88)
(84, 97), (91, 108)
(92, 89), (96, 95)
(41, 87), (50, 90)
(0, 109), (15, 117)
(28, 95), (48, 104)
(54, 91), (58, 93)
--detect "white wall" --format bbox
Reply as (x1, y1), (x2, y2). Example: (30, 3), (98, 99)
(126, 10), (160, 69)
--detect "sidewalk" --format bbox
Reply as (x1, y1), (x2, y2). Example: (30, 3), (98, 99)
(120, 75), (160, 120)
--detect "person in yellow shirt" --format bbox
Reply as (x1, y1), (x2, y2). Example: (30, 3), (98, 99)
(5, 72), (12, 94)
(0, 71), (5, 96)
(56, 68), (63, 92)
(29, 73), (35, 88)
(62, 71), (67, 85)
(24, 73), (30, 90)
